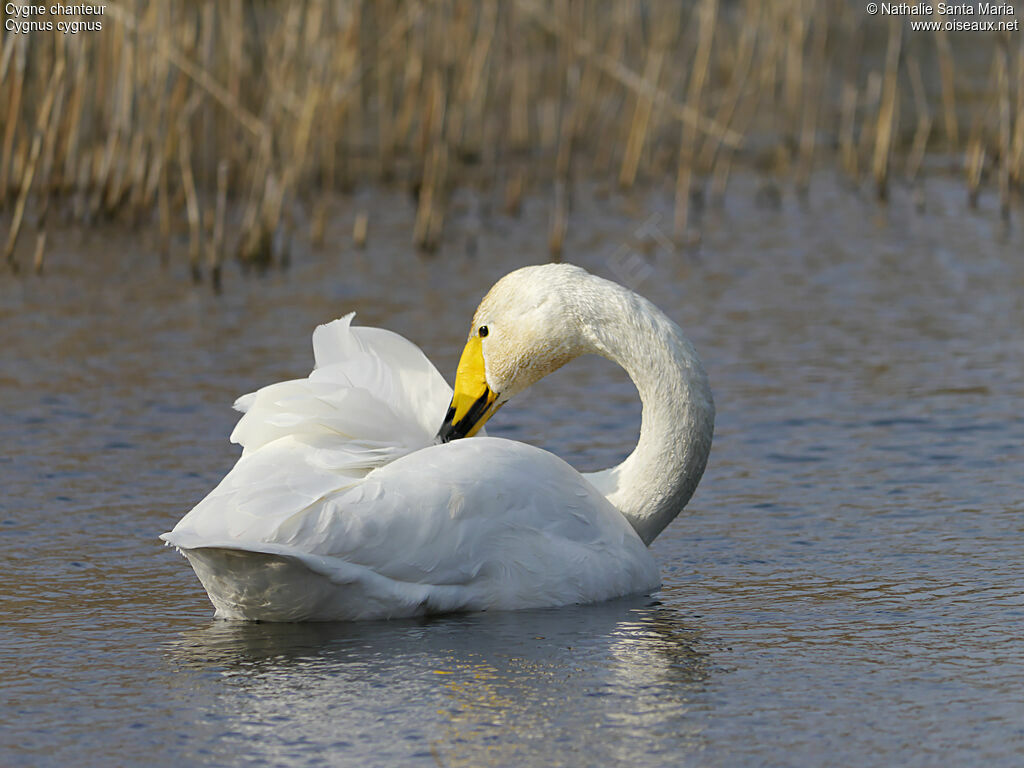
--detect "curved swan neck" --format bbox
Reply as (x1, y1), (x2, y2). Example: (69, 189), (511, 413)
(572, 275), (715, 545)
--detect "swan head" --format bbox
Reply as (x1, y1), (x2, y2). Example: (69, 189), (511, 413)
(437, 264), (588, 442)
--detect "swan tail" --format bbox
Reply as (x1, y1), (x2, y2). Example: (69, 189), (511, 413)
(164, 542), (481, 622)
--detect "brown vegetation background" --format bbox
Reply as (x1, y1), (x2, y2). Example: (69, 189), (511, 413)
(1, 1), (1021, 282)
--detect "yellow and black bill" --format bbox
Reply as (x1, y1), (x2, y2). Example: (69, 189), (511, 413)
(436, 335), (502, 443)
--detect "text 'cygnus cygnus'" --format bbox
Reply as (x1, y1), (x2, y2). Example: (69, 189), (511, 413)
(161, 264), (714, 621)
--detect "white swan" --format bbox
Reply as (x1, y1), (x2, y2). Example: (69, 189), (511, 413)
(161, 264), (714, 621)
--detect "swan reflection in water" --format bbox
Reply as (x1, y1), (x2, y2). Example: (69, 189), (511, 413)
(165, 596), (715, 765)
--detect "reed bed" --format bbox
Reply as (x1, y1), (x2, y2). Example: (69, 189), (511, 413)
(0, 0), (1021, 279)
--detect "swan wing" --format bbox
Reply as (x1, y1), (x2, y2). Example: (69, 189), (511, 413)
(164, 312), (456, 573)
(163, 438), (659, 619)
(229, 313), (452, 468)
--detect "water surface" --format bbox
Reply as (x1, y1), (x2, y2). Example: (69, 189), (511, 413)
(2, 173), (1023, 766)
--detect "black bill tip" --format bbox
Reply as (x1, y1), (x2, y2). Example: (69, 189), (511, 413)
(435, 392), (496, 444)
(436, 405), (460, 444)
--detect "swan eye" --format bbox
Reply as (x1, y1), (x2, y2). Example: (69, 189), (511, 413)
(478, 326), (489, 338)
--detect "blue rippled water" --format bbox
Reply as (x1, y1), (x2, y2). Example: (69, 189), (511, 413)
(2, 174), (1022, 766)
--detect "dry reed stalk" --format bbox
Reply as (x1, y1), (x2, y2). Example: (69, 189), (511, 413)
(1011, 40), (1024, 185)
(38, 37), (67, 196)
(548, 177), (568, 260)
(414, 70), (448, 252)
(127, 133), (148, 220)
(277, 203), (294, 271)
(260, 172), (287, 268)
(199, 0), (217, 191)
(103, 1), (270, 148)
(442, 2), (470, 153)
(40, 34), (67, 198)
(60, 42), (85, 191)
(996, 35), (1011, 219)
(310, 200), (328, 248)
(966, 138), (985, 207)
(0, 36), (28, 206)
(857, 72), (882, 173)
(872, 19), (902, 201)
(140, 51), (171, 213)
(156, 161), (171, 264)
(795, 12), (828, 193)
(537, 99), (557, 153)
(337, 1), (363, 191)
(585, 1), (629, 179)
(549, 67), (578, 260)
(674, 0), (717, 244)
(72, 154), (89, 221)
(839, 20), (862, 180)
(764, 2), (789, 175)
(641, 2), (680, 165)
(758, 2), (780, 136)
(8, 133), (27, 197)
(418, 143), (449, 252)
(94, 15), (128, 214)
(933, 21), (959, 147)
(177, 122), (202, 282)
(458, 1), (497, 162)
(353, 210), (368, 249)
(618, 47), (665, 189)
(517, 0), (743, 149)
(504, 169), (524, 216)
(709, 11), (766, 205)
(570, 19), (600, 140)
(209, 159), (228, 293)
(711, 79), (763, 204)
(377, 4), (396, 179)
(0, 31), (12, 82)
(508, 5), (531, 153)
(783, 1), (809, 156)
(236, 129), (272, 266)
(32, 231), (46, 275)
(963, 53), (1004, 209)
(698, 0), (758, 175)
(906, 56), (933, 183)
(279, 75), (321, 237)
(393, 10), (424, 151)
(336, 1), (424, 188)
(4, 59), (64, 273)
(227, 0), (243, 105)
